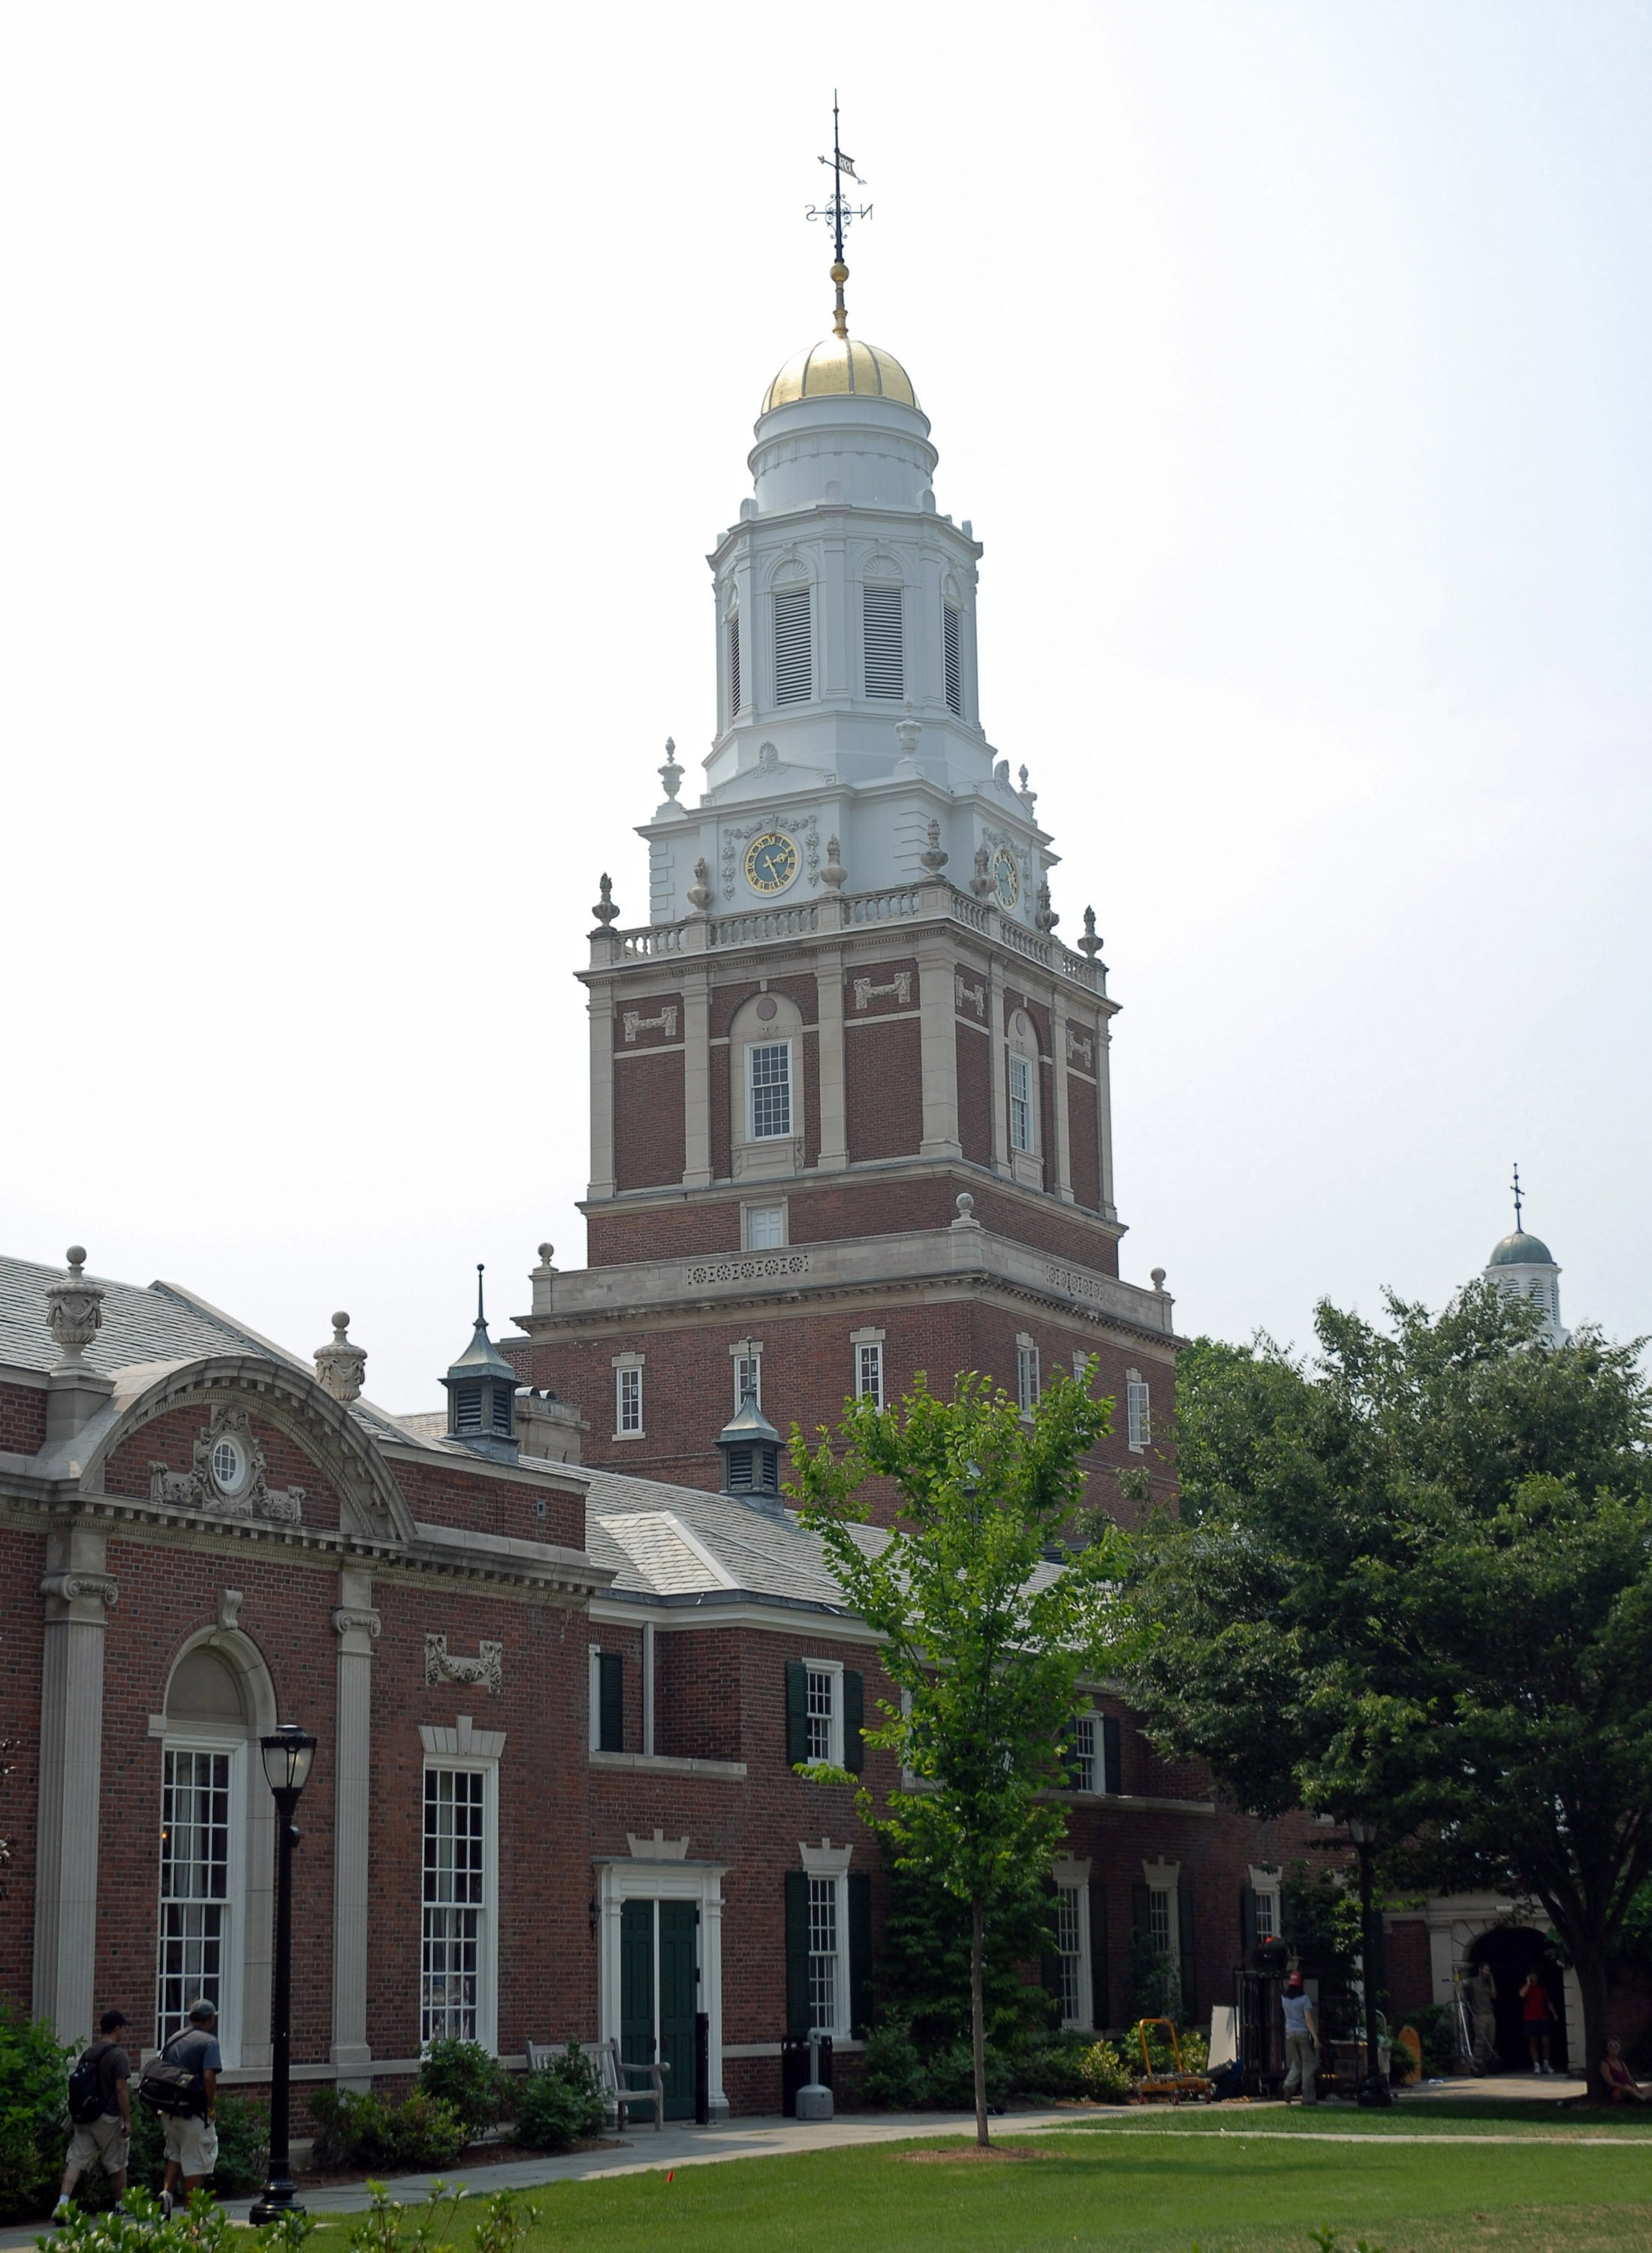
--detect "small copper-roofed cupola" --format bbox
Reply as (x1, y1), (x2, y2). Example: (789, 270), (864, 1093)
(717, 1387), (783, 1501)
(442, 1265), (520, 1462)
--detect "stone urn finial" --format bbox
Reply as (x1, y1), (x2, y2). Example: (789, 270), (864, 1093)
(659, 738), (683, 802)
(920, 818), (949, 876)
(1078, 906), (1103, 958)
(895, 702), (922, 771)
(969, 843), (994, 901)
(315, 1311), (368, 1404)
(1035, 879), (1059, 933)
(820, 835), (848, 891)
(686, 856), (715, 912)
(590, 873), (620, 933)
(951, 1191), (981, 1232)
(46, 1246), (104, 1371)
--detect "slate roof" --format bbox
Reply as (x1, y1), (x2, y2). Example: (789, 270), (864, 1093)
(580, 1467), (885, 1612)
(0, 1253), (425, 1454)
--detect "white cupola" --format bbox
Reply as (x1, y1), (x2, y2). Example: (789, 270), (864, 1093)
(1483, 1171), (1569, 1344)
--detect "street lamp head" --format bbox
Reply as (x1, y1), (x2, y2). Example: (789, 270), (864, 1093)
(261, 1724), (318, 1799)
(1345, 1811), (1376, 1846)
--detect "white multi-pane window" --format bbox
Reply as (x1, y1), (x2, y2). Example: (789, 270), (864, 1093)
(748, 1043), (792, 1140)
(808, 1875), (842, 2034)
(1017, 1339), (1040, 1416)
(1127, 1378), (1151, 1451)
(157, 1748), (233, 2049)
(1055, 1886), (1085, 2027)
(1008, 1054), (1034, 1153)
(746, 1204), (785, 1250)
(862, 584), (903, 700)
(1072, 1713), (1097, 1793)
(1147, 1886), (1174, 1953)
(616, 1362), (643, 1436)
(806, 1666), (838, 1764)
(1256, 1888), (1280, 1944)
(943, 602), (963, 717)
(773, 587), (812, 704)
(734, 1350), (762, 1411)
(421, 1767), (487, 2045)
(855, 1338), (884, 1408)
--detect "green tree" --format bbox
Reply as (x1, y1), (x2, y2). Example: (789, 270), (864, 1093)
(1125, 1288), (1652, 2102)
(791, 1366), (1120, 2145)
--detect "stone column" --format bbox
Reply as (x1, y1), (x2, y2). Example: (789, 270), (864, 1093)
(987, 955), (1010, 1178)
(34, 1526), (116, 2042)
(1049, 990), (1075, 1203)
(814, 950), (848, 1172)
(682, 964), (713, 1189)
(588, 983), (616, 1201)
(915, 938), (961, 1159)
(703, 1879), (730, 2120)
(330, 1571), (380, 2082)
(1096, 1019), (1118, 1220)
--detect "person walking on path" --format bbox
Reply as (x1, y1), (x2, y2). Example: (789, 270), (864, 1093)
(158, 2000), (221, 2215)
(1520, 1971), (1557, 2074)
(1281, 1973), (1319, 2105)
(1465, 1961), (1499, 2073)
(56, 2012), (132, 2216)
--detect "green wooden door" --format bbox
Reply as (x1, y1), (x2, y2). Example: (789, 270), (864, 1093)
(620, 1899), (654, 2084)
(659, 1901), (700, 2119)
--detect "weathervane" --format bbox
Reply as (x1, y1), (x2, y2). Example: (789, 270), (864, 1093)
(804, 93), (873, 339)
(1511, 1162), (1524, 1230)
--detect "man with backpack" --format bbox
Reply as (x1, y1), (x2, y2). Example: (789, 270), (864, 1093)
(151, 1999), (222, 2215)
(56, 2010), (132, 2215)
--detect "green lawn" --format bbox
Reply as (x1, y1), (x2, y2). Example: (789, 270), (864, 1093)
(307, 2125), (1652, 2253)
(1063, 2097), (1652, 2137)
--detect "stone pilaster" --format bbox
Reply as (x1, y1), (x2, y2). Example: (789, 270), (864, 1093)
(34, 1527), (116, 2042)
(1050, 991), (1074, 1204)
(682, 964), (713, 1189)
(1096, 1021), (1118, 1220)
(987, 957), (1010, 1177)
(588, 984), (616, 1201)
(330, 1571), (380, 2080)
(915, 936), (961, 1159)
(813, 949), (848, 1172)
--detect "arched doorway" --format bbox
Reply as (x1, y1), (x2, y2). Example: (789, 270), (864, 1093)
(1470, 1926), (1568, 2074)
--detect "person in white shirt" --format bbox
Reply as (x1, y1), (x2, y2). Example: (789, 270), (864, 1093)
(1281, 1973), (1319, 2104)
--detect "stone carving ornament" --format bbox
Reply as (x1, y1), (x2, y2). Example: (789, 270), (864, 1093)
(425, 1633), (503, 1694)
(314, 1312), (368, 1404)
(149, 1404), (306, 1524)
(45, 1247), (104, 1368)
(623, 1006), (679, 1044)
(852, 972), (912, 1012)
(720, 809), (821, 900)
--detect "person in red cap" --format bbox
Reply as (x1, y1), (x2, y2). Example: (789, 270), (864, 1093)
(1281, 1972), (1319, 2105)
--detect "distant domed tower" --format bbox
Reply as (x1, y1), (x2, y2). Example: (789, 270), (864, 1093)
(1484, 1168), (1569, 1344)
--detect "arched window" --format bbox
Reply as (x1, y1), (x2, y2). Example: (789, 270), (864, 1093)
(730, 990), (805, 1180)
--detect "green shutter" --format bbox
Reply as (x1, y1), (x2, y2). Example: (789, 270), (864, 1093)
(848, 1871), (873, 2035)
(1132, 1881), (1150, 1944)
(598, 1651), (624, 1753)
(785, 1660), (809, 1766)
(1089, 1882), (1108, 2030)
(843, 1670), (864, 1773)
(1102, 1715), (1122, 1796)
(1241, 1885), (1258, 1959)
(1177, 1885), (1197, 2022)
(785, 1871), (811, 2040)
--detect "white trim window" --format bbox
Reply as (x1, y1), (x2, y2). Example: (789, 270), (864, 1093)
(745, 1203), (785, 1250)
(1147, 1885), (1174, 1953)
(732, 1340), (763, 1412)
(805, 1660), (843, 1767)
(1249, 1865), (1282, 1945)
(1016, 1335), (1040, 1416)
(1126, 1372), (1151, 1451)
(1008, 1053), (1035, 1154)
(809, 1875), (843, 2031)
(157, 1741), (244, 2054)
(421, 1761), (497, 2050)
(613, 1354), (644, 1438)
(747, 1042), (793, 1140)
(852, 1328), (885, 1409)
(1072, 1712), (1097, 1793)
(1051, 1856), (1094, 2033)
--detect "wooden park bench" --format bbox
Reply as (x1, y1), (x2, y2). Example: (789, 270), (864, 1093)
(526, 2037), (669, 2131)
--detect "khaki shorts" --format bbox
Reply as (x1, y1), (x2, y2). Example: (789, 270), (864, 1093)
(162, 2113), (219, 2178)
(66, 2113), (130, 2174)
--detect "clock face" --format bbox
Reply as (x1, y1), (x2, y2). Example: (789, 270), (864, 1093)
(993, 848), (1020, 912)
(744, 831), (800, 895)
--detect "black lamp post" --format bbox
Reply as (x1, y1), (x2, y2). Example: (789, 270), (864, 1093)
(1345, 1813), (1392, 2109)
(250, 1724), (318, 2224)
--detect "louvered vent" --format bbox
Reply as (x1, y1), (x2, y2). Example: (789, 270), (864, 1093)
(491, 1386), (513, 1434)
(862, 584), (903, 700)
(943, 603), (963, 716)
(773, 587), (812, 704)
(728, 615), (741, 719)
(454, 1384), (482, 1433)
(727, 1444), (754, 1491)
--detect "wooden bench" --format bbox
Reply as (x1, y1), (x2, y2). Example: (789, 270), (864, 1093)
(526, 2037), (669, 2131)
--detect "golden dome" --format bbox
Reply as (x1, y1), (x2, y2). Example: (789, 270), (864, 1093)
(761, 336), (919, 415)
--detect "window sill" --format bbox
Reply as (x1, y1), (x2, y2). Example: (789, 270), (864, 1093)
(611, 1430), (647, 1442)
(589, 1750), (747, 1781)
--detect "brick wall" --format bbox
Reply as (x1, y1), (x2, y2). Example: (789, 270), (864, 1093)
(394, 1457), (584, 1549)
(0, 1525), (46, 1999)
(1068, 1071), (1102, 1213)
(0, 1382), (47, 1455)
(613, 1050), (686, 1191)
(955, 1021), (992, 1166)
(844, 1017), (923, 1163)
(1385, 1917), (1434, 2016)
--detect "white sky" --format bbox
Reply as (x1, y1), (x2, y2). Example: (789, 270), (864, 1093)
(4, 2), (1647, 1413)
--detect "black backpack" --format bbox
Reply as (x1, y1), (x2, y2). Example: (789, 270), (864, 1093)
(68, 2043), (111, 2125)
(137, 2038), (206, 2119)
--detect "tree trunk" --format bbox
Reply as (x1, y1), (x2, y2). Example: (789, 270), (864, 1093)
(971, 1894), (989, 2147)
(1577, 1952), (1612, 2105)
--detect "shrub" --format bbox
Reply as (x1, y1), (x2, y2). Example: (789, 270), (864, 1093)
(308, 2087), (466, 2173)
(917, 2040), (1012, 2111)
(1179, 2029), (1210, 2076)
(1077, 2039), (1134, 2103)
(119, 2094), (269, 2200)
(1008, 2038), (1090, 2099)
(45, 2188), (312, 2253)
(513, 2047), (604, 2152)
(861, 2019), (927, 2110)
(1405, 2003), (1460, 2076)
(417, 2042), (508, 2140)
(0, 2001), (71, 2221)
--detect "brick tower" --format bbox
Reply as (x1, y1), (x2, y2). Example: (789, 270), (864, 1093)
(513, 267), (1178, 1508)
